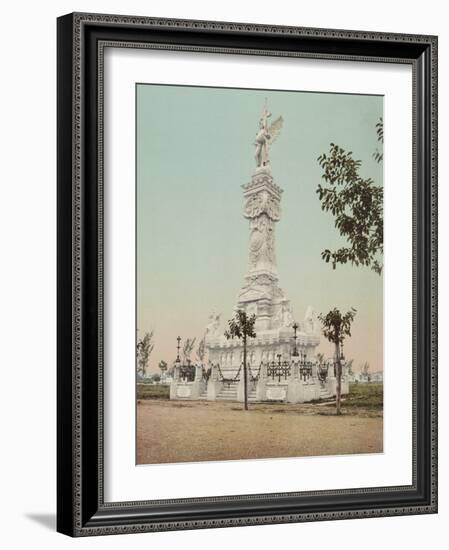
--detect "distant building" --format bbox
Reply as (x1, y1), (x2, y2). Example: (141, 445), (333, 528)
(160, 372), (173, 386)
(349, 370), (383, 383)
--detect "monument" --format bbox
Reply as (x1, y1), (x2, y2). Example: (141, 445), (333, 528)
(170, 104), (348, 403)
(205, 103), (320, 376)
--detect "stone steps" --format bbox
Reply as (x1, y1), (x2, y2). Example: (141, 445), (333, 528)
(215, 381), (257, 403)
(319, 389), (332, 399)
(188, 384), (331, 403)
(198, 382), (258, 402)
(217, 387), (238, 401)
(248, 391), (257, 402)
(216, 389), (258, 402)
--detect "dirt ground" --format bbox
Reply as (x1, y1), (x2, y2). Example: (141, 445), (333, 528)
(137, 399), (383, 464)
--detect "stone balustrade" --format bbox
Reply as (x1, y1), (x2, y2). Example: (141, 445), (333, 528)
(169, 359), (349, 404)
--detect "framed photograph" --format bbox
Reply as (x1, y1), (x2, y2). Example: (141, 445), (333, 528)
(57, 12), (438, 536)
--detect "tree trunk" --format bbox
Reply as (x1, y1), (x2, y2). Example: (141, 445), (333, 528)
(243, 336), (248, 411)
(335, 342), (342, 415)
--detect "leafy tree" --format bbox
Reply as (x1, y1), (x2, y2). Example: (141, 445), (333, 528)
(362, 361), (371, 382)
(224, 310), (256, 411)
(317, 119), (383, 274)
(318, 308), (356, 415)
(136, 330), (154, 377)
(373, 117), (384, 163)
(152, 373), (161, 383)
(346, 358), (354, 377)
(196, 337), (206, 363)
(182, 338), (196, 364)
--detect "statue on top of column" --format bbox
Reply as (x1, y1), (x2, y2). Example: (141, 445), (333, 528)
(254, 101), (284, 169)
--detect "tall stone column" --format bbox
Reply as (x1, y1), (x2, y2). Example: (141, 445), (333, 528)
(236, 170), (298, 340)
(244, 169), (282, 278)
(237, 168), (285, 331)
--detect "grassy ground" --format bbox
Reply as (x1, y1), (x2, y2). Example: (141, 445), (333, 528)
(136, 383), (383, 464)
(340, 382), (383, 410)
(137, 383), (170, 400)
(137, 382), (383, 413)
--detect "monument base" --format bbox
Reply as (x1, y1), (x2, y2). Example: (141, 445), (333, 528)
(170, 360), (350, 404)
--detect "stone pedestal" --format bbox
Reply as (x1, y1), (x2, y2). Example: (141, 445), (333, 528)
(326, 377), (337, 397)
(206, 364), (223, 400)
(169, 364), (205, 400)
(206, 379), (222, 401)
(304, 381), (320, 401)
(286, 379), (303, 403)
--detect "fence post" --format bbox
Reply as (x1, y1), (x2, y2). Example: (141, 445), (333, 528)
(256, 362), (267, 401)
(169, 363), (179, 400)
(207, 363), (222, 401)
(287, 360), (303, 404)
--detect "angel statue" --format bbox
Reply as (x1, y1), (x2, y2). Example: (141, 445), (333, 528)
(304, 306), (319, 334)
(254, 102), (283, 169)
(205, 311), (221, 337)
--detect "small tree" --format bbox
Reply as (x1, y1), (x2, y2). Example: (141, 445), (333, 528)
(318, 308), (356, 415)
(224, 310), (256, 411)
(136, 330), (154, 378)
(196, 337), (206, 363)
(182, 337), (196, 364)
(362, 361), (371, 382)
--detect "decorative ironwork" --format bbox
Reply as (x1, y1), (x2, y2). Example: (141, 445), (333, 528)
(175, 336), (181, 364)
(216, 362), (242, 383)
(178, 364), (196, 382)
(299, 360), (313, 381)
(201, 356), (332, 387)
(317, 362), (329, 383)
(267, 355), (291, 382)
(292, 322), (299, 357)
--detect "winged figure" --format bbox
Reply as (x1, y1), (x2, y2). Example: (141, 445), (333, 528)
(254, 103), (283, 169)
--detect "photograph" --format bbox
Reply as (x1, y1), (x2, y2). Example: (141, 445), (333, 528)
(136, 84), (384, 465)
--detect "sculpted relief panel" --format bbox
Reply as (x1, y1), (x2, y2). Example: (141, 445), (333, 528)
(248, 215), (276, 271)
(244, 190), (281, 221)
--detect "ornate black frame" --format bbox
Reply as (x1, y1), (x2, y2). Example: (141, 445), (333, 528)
(57, 12), (438, 536)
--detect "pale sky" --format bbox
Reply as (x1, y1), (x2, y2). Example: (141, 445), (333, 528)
(137, 84), (383, 373)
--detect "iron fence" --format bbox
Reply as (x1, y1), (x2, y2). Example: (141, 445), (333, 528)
(177, 364), (196, 382)
(267, 361), (291, 382)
